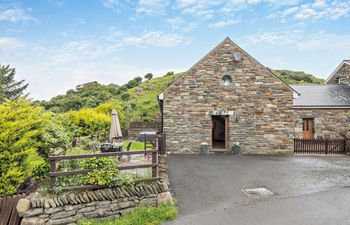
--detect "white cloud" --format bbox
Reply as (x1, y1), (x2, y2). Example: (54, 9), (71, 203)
(297, 32), (350, 50)
(244, 30), (302, 45)
(101, 0), (119, 9)
(122, 31), (190, 47)
(136, 0), (170, 15)
(208, 19), (239, 28)
(175, 0), (219, 19)
(166, 16), (197, 31)
(244, 30), (350, 51)
(281, 0), (350, 21)
(101, 0), (130, 13)
(0, 6), (35, 23)
(0, 37), (25, 51)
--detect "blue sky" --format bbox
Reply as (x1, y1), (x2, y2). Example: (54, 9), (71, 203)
(1, 0), (350, 100)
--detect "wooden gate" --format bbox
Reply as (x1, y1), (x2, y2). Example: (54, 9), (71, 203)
(294, 138), (346, 154)
(0, 193), (26, 225)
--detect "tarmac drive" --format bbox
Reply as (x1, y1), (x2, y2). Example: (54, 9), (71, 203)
(165, 154), (350, 225)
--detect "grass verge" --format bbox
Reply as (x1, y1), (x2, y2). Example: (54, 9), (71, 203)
(78, 204), (177, 225)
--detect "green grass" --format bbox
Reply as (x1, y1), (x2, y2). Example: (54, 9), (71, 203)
(122, 141), (154, 151)
(123, 73), (182, 122)
(77, 204), (177, 225)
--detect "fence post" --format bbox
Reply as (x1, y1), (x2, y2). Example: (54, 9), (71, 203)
(325, 140), (328, 155)
(344, 139), (347, 153)
(157, 133), (165, 155)
(152, 140), (159, 178)
(50, 159), (57, 190)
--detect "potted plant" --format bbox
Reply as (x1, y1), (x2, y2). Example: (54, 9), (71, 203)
(232, 142), (240, 154)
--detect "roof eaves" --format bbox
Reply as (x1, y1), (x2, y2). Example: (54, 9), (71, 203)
(159, 37), (231, 97)
(325, 60), (349, 84)
(293, 105), (350, 108)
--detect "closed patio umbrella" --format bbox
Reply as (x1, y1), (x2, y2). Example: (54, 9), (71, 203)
(109, 109), (123, 143)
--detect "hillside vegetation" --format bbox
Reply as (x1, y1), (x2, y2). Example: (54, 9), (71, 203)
(38, 69), (324, 125)
(38, 73), (182, 124)
(271, 69), (325, 84)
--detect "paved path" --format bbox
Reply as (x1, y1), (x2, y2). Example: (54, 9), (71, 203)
(166, 155), (350, 225)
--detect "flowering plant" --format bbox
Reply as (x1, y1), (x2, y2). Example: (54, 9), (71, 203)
(233, 142), (240, 147)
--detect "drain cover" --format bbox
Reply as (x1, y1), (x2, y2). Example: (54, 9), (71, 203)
(242, 187), (274, 198)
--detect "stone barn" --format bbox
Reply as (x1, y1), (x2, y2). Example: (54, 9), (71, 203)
(158, 37), (296, 154)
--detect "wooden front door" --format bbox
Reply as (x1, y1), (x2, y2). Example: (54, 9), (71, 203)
(302, 118), (314, 139)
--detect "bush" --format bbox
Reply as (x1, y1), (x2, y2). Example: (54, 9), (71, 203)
(65, 103), (125, 140)
(0, 99), (48, 195)
(39, 113), (72, 157)
(81, 157), (133, 187)
(66, 108), (110, 139)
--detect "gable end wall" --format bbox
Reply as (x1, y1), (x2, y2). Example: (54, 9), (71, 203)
(163, 39), (294, 154)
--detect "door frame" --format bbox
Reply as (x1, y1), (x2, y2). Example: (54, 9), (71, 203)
(211, 115), (229, 151)
(302, 118), (314, 139)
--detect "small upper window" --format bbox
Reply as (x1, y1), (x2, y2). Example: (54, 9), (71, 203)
(220, 75), (233, 87)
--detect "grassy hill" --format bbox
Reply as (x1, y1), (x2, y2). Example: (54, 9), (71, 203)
(271, 69), (325, 84)
(38, 69), (323, 126)
(122, 73), (182, 122)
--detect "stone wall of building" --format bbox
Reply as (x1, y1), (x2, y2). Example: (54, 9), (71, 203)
(163, 38), (294, 154)
(327, 63), (350, 84)
(17, 182), (172, 225)
(294, 108), (350, 149)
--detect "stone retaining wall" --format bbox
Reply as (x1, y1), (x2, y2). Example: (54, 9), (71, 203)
(17, 181), (172, 225)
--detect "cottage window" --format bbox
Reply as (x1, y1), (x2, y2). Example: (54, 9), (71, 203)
(221, 75), (233, 87)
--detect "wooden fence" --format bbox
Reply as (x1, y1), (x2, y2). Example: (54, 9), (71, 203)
(129, 122), (162, 129)
(294, 138), (346, 154)
(48, 145), (160, 192)
(0, 194), (26, 225)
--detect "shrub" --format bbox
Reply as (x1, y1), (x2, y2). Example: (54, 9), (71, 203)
(144, 73), (153, 81)
(0, 98), (47, 195)
(81, 157), (119, 186)
(66, 108), (110, 139)
(81, 157), (133, 187)
(39, 112), (72, 157)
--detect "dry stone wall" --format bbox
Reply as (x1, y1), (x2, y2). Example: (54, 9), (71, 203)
(163, 38), (294, 154)
(17, 181), (172, 225)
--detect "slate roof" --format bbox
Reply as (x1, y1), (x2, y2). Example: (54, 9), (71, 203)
(291, 84), (350, 108)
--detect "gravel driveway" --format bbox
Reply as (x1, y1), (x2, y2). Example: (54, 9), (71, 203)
(165, 154), (350, 225)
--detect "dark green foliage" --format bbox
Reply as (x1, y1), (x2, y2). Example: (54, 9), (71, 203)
(144, 73), (153, 80)
(39, 81), (121, 113)
(31, 161), (50, 180)
(0, 64), (28, 102)
(166, 71), (174, 76)
(270, 69), (325, 84)
(125, 76), (143, 89)
(120, 92), (130, 101)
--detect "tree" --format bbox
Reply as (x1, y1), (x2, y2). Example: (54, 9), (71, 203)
(166, 71), (174, 76)
(144, 73), (153, 81)
(125, 77), (143, 89)
(0, 65), (28, 102)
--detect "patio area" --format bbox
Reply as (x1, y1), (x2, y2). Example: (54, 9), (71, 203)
(166, 154), (350, 225)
